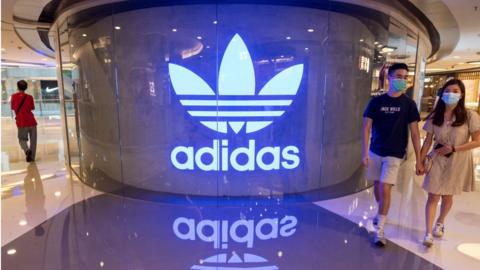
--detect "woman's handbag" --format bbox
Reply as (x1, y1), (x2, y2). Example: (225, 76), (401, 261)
(424, 141), (456, 174)
(423, 153), (434, 174)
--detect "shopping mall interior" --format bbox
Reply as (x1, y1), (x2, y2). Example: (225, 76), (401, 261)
(1, 0), (480, 269)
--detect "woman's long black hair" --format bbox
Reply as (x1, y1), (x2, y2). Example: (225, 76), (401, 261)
(426, 79), (467, 127)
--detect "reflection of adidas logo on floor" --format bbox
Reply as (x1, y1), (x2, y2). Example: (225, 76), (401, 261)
(169, 34), (304, 134)
(191, 252), (278, 270)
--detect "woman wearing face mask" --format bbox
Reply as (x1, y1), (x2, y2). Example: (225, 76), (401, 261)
(420, 79), (480, 247)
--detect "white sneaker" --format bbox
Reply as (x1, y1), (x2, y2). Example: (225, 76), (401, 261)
(374, 228), (387, 247)
(433, 223), (444, 238)
(423, 233), (434, 248)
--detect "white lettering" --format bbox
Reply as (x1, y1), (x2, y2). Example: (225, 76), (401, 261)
(195, 140), (219, 171)
(171, 140), (300, 171)
(173, 217), (195, 240)
(171, 146), (194, 170)
(256, 147), (280, 170)
(281, 146), (300, 169)
(197, 220), (220, 248)
(230, 140), (255, 171)
(279, 215), (297, 237)
(173, 216), (298, 249)
(255, 218), (279, 240)
(230, 219), (255, 248)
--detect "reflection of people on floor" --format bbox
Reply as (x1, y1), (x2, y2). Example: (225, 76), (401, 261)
(23, 163), (47, 236)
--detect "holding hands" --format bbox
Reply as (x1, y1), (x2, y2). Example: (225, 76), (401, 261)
(416, 162), (425, 176)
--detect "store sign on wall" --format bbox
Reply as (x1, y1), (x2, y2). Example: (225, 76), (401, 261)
(169, 34), (304, 172)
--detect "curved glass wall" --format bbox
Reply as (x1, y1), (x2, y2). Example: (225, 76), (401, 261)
(56, 2), (429, 198)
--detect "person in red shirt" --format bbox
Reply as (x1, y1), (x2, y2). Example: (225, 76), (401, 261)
(10, 80), (37, 162)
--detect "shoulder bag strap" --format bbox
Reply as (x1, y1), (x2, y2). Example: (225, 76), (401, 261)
(15, 95), (28, 114)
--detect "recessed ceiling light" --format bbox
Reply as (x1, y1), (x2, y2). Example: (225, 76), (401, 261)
(172, 28), (177, 32)
(374, 41), (379, 45)
(359, 39), (364, 42)
(82, 33), (87, 37)
(381, 46), (396, 53)
(213, 20), (218, 24)
(307, 28), (314, 32)
(286, 36), (291, 40)
(196, 36), (202, 40)
(7, 249), (16, 255)
(114, 26), (121, 30)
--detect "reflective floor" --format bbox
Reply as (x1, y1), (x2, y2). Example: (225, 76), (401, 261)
(317, 177), (480, 270)
(1, 117), (480, 269)
(2, 158), (480, 269)
(1, 161), (101, 246)
(2, 164), (439, 270)
(1, 116), (63, 167)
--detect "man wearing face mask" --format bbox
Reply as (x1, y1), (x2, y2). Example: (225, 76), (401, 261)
(362, 63), (422, 247)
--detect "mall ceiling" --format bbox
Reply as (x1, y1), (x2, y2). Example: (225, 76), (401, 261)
(1, 0), (56, 67)
(1, 0), (479, 72)
(412, 0), (480, 72)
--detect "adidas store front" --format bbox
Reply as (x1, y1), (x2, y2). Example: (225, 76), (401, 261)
(54, 0), (433, 198)
(15, 1), (443, 269)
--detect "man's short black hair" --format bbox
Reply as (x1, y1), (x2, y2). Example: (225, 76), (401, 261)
(17, 80), (28, 91)
(388, 63), (409, 76)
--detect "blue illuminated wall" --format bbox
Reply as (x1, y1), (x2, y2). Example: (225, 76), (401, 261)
(61, 4), (391, 197)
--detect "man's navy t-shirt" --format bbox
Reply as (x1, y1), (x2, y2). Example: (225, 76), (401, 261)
(363, 94), (420, 159)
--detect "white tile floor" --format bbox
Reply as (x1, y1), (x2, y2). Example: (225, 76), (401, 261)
(316, 174), (480, 270)
(1, 160), (102, 245)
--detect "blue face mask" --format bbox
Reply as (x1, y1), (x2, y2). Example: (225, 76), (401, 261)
(442, 92), (461, 105)
(391, 79), (407, 92)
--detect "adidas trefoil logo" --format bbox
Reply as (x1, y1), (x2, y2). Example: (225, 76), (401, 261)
(191, 252), (279, 270)
(169, 34), (304, 134)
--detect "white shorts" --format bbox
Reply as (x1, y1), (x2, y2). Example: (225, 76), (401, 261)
(367, 151), (403, 185)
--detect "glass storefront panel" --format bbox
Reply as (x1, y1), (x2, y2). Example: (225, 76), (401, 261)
(66, 13), (123, 191)
(112, 5), (220, 194)
(58, 21), (82, 175)
(56, 2), (429, 199)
